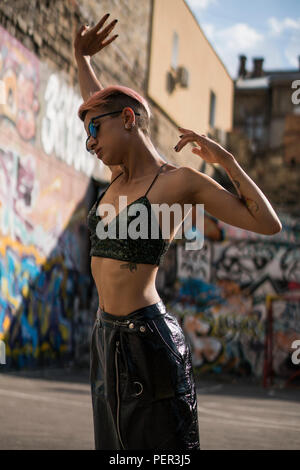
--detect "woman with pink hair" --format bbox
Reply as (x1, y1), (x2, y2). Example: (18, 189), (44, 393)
(74, 14), (281, 451)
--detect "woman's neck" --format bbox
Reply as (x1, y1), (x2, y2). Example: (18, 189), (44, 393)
(120, 136), (165, 182)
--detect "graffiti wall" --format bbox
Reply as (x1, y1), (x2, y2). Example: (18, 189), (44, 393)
(1, 24), (299, 378)
(159, 213), (300, 379)
(0, 26), (100, 368)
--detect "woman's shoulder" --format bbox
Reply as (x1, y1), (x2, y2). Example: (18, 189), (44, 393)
(161, 163), (192, 183)
(157, 163), (195, 204)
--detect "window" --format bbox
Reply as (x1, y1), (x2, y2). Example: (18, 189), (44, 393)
(245, 115), (264, 140)
(171, 32), (179, 70)
(209, 91), (216, 128)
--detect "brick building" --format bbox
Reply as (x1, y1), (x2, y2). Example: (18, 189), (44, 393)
(234, 55), (300, 160)
(233, 55), (300, 214)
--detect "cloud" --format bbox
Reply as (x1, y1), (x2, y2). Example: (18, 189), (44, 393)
(186, 7), (299, 76)
(201, 22), (264, 76)
(202, 22), (264, 50)
(267, 17), (300, 68)
(268, 17), (300, 36)
(202, 23), (215, 39)
(186, 0), (218, 11)
(217, 23), (263, 50)
(284, 33), (300, 68)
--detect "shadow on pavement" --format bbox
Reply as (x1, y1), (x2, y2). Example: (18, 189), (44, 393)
(1, 366), (300, 403)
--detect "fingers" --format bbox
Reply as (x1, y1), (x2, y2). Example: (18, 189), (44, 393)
(97, 18), (118, 37)
(174, 135), (193, 152)
(75, 24), (87, 37)
(174, 126), (212, 154)
(101, 34), (118, 48)
(174, 133), (206, 152)
(178, 126), (207, 139)
(94, 13), (111, 31)
(192, 147), (202, 154)
(178, 126), (195, 135)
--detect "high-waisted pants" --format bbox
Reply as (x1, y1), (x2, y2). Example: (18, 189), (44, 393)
(89, 299), (200, 450)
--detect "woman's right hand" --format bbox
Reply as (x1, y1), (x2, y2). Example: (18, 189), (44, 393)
(74, 13), (118, 59)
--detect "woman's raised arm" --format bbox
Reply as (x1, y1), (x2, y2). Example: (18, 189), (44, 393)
(73, 13), (119, 101)
(174, 127), (282, 235)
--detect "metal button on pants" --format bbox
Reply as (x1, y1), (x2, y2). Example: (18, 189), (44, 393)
(89, 300), (200, 450)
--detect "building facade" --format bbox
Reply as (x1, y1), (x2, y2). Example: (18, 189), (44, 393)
(234, 55), (300, 161)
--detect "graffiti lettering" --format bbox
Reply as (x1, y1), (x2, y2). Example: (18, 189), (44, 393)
(177, 242), (211, 280)
(41, 73), (95, 177)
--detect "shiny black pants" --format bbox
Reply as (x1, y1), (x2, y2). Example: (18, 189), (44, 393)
(89, 300), (200, 450)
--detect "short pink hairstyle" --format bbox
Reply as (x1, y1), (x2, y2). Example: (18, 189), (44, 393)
(78, 85), (152, 135)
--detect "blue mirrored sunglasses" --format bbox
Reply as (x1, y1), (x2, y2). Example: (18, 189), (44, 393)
(86, 110), (141, 154)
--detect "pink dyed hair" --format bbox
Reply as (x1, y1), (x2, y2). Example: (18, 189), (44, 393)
(77, 85), (152, 122)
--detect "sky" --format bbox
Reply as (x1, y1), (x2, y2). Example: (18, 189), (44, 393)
(184, 0), (300, 78)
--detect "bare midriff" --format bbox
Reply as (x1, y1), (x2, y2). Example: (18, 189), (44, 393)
(91, 256), (161, 316)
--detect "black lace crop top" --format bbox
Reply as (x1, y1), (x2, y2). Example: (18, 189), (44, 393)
(87, 163), (171, 266)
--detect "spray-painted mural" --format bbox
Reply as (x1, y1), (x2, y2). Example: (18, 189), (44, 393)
(0, 25), (299, 378)
(0, 25), (100, 368)
(159, 215), (300, 379)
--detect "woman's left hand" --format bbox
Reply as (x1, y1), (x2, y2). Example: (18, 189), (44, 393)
(74, 14), (118, 58)
(174, 126), (233, 165)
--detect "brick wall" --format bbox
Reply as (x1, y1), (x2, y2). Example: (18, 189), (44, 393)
(0, 0), (200, 171)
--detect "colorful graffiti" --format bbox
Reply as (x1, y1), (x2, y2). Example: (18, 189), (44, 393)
(0, 145), (89, 267)
(272, 297), (300, 377)
(0, 238), (94, 368)
(0, 141), (94, 367)
(160, 222), (300, 378)
(0, 24), (99, 177)
(0, 27), (40, 142)
(0, 26), (98, 369)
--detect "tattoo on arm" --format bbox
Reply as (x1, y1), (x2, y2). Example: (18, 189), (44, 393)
(241, 196), (260, 213)
(227, 171), (259, 213)
(120, 262), (137, 272)
(225, 166), (242, 198)
(224, 163), (260, 216)
(232, 179), (242, 198)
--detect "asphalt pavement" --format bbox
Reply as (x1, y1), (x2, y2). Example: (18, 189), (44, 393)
(0, 367), (299, 450)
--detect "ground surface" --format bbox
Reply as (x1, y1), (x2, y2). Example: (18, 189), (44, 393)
(0, 368), (299, 450)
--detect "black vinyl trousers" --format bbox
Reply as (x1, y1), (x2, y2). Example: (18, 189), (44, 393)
(89, 299), (200, 450)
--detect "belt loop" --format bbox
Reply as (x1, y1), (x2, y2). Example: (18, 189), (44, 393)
(96, 306), (101, 320)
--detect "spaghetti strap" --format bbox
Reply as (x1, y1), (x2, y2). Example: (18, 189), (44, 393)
(96, 171), (123, 204)
(110, 171), (124, 186)
(144, 163), (167, 197)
